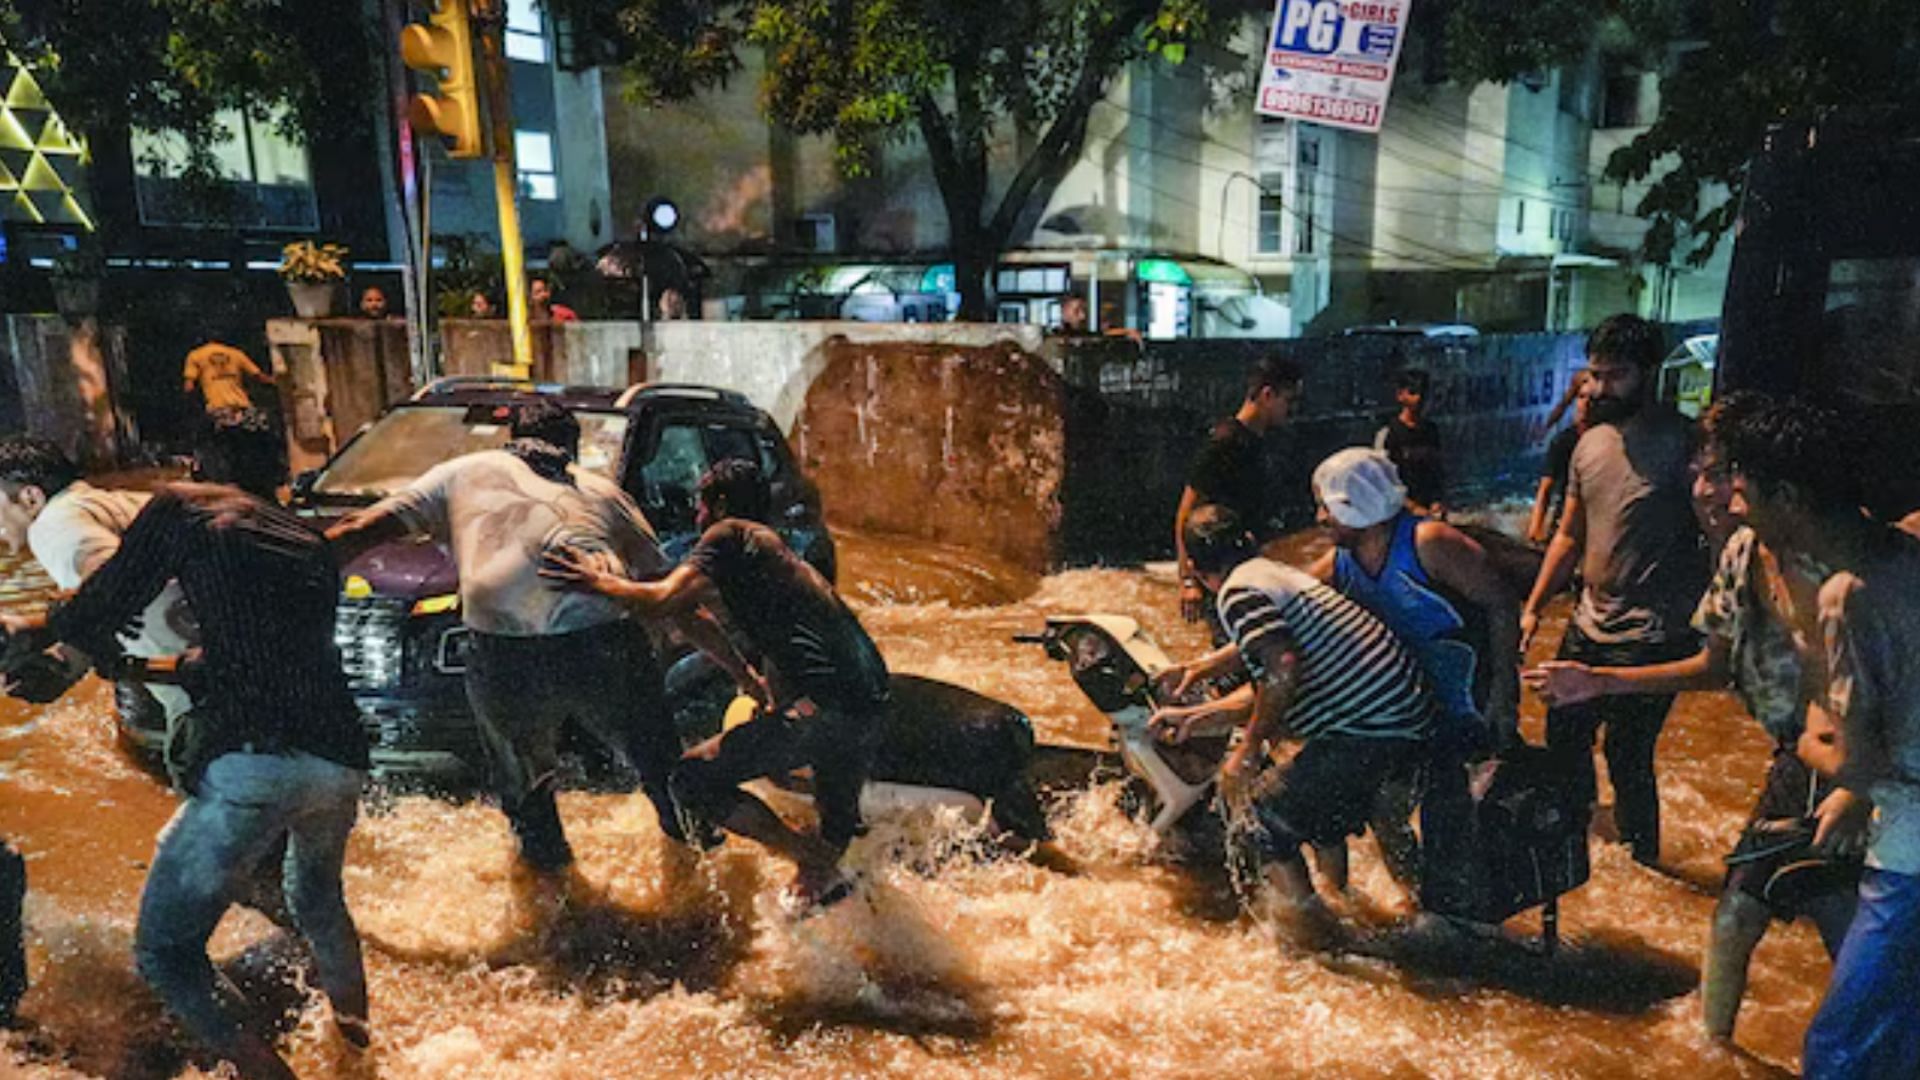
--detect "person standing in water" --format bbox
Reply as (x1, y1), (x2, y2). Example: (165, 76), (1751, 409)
(1375, 369), (1447, 519)
(543, 459), (888, 913)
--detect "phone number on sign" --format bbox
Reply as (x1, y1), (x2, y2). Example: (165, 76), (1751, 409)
(1261, 89), (1380, 126)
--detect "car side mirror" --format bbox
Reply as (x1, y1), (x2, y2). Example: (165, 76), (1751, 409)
(291, 468), (320, 499)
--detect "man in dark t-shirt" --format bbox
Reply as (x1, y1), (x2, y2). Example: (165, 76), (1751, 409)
(1377, 369), (1445, 516)
(543, 459), (888, 912)
(1175, 354), (1304, 625)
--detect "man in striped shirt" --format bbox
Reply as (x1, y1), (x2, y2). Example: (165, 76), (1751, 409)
(1152, 505), (1433, 917)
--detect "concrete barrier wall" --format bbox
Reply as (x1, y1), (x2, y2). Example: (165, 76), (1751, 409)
(0, 315), (136, 469)
(795, 338), (1065, 572)
(436, 319), (1044, 433)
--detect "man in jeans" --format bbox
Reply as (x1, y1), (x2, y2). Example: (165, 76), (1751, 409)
(329, 399), (727, 873)
(1520, 314), (1706, 865)
(3, 410), (370, 1079)
(1716, 400), (1920, 1077)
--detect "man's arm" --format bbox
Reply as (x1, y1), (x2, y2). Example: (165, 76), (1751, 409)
(1174, 486), (1204, 622)
(1525, 476), (1556, 545)
(1418, 522), (1522, 739)
(324, 509), (415, 564)
(1816, 575), (1895, 792)
(671, 604), (770, 706)
(1521, 490), (1586, 651)
(1223, 631), (1301, 785)
(1526, 643), (1724, 707)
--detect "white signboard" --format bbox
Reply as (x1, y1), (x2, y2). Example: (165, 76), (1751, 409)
(1256, 0), (1411, 133)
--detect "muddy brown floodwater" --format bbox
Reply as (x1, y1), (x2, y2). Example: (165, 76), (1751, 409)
(2, 520), (1824, 1079)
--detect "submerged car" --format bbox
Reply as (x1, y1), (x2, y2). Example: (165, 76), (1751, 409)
(118, 376), (835, 784)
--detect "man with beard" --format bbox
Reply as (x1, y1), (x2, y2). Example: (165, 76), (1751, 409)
(1520, 314), (1707, 866)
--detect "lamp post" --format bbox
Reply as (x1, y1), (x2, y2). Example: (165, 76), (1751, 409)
(639, 196), (678, 324)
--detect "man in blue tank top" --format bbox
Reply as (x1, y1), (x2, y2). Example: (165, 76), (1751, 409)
(1309, 448), (1522, 916)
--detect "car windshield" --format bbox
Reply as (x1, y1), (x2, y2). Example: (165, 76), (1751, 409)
(310, 405), (629, 500)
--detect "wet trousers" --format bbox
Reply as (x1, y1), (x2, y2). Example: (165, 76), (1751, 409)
(464, 620), (680, 869)
(1, 837), (23, 1025)
(136, 751), (366, 1057)
(1803, 867), (1920, 1078)
(1544, 627), (1692, 863)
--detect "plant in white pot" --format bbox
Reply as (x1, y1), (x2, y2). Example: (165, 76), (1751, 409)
(279, 240), (349, 318)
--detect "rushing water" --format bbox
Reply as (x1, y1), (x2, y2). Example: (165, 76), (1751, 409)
(0, 519), (1825, 1079)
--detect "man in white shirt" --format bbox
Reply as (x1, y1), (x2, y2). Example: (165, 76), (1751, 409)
(328, 399), (740, 873)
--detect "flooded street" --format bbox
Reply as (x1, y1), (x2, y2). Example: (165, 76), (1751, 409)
(2, 524), (1821, 1079)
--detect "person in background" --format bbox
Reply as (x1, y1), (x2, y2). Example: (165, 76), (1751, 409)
(1175, 355), (1304, 629)
(1150, 505), (1433, 935)
(529, 276), (579, 323)
(656, 287), (689, 321)
(1308, 448), (1522, 916)
(1051, 295), (1093, 337)
(1526, 393), (1866, 1043)
(1528, 372), (1593, 545)
(357, 286), (391, 321)
(1520, 313), (1706, 867)
(469, 291), (500, 319)
(1, 410), (372, 1080)
(542, 459), (888, 913)
(182, 340), (267, 414)
(1376, 370), (1446, 518)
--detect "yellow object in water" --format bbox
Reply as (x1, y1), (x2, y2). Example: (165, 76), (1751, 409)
(723, 695), (758, 732)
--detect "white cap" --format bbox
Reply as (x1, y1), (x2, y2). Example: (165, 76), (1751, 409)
(1312, 448), (1407, 529)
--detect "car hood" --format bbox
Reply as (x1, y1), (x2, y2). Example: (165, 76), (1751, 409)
(339, 535), (460, 602)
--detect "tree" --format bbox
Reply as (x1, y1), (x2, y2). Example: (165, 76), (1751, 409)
(1412, 0), (1920, 267)
(0, 0), (375, 217)
(553, 0), (1220, 320)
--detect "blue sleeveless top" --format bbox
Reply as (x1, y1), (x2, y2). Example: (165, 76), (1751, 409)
(1332, 512), (1483, 727)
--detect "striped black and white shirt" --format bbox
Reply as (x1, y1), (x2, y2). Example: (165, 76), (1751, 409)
(1216, 558), (1433, 742)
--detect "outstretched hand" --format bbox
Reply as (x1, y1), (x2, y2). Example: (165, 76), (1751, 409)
(1523, 660), (1605, 707)
(539, 545), (616, 594)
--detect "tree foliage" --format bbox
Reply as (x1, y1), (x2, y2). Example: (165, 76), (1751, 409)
(552, 0), (1220, 318)
(1417, 0), (1920, 266)
(0, 0), (375, 221)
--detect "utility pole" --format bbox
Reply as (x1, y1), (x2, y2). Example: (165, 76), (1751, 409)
(469, 0), (532, 377)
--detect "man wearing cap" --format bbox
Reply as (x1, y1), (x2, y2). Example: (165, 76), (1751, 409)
(1308, 447), (1521, 915)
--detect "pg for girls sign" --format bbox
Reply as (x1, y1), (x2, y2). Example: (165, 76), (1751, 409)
(1256, 0), (1411, 133)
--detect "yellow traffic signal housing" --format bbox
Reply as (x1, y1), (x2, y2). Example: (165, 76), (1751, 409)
(400, 0), (483, 158)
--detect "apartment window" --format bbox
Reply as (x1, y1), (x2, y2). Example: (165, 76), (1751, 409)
(1294, 133), (1320, 256)
(1601, 62), (1646, 128)
(995, 265), (1068, 296)
(1515, 199), (1527, 234)
(506, 0), (549, 63)
(794, 213), (837, 253)
(131, 107), (317, 229)
(1255, 120), (1287, 255)
(514, 130), (558, 201)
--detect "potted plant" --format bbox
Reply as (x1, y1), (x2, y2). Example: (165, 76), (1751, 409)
(279, 240), (349, 318)
(49, 241), (105, 321)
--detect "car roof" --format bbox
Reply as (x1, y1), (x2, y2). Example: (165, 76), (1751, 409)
(408, 376), (758, 417)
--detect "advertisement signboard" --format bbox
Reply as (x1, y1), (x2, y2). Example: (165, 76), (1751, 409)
(1255, 0), (1412, 133)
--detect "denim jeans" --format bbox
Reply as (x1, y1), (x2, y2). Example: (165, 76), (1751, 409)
(1804, 867), (1920, 1078)
(135, 750), (366, 1058)
(1544, 626), (1696, 863)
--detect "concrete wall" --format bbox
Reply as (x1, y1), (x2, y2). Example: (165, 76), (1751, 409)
(267, 318), (414, 475)
(0, 315), (136, 469)
(796, 339), (1066, 572)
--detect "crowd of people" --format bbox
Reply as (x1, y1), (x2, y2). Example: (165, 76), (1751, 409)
(1157, 312), (1920, 1075)
(0, 310), (1916, 1077)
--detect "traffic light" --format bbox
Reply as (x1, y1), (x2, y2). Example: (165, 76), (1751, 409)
(400, 0), (483, 159)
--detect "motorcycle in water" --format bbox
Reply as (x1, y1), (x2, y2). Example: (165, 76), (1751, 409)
(1021, 613), (1591, 951)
